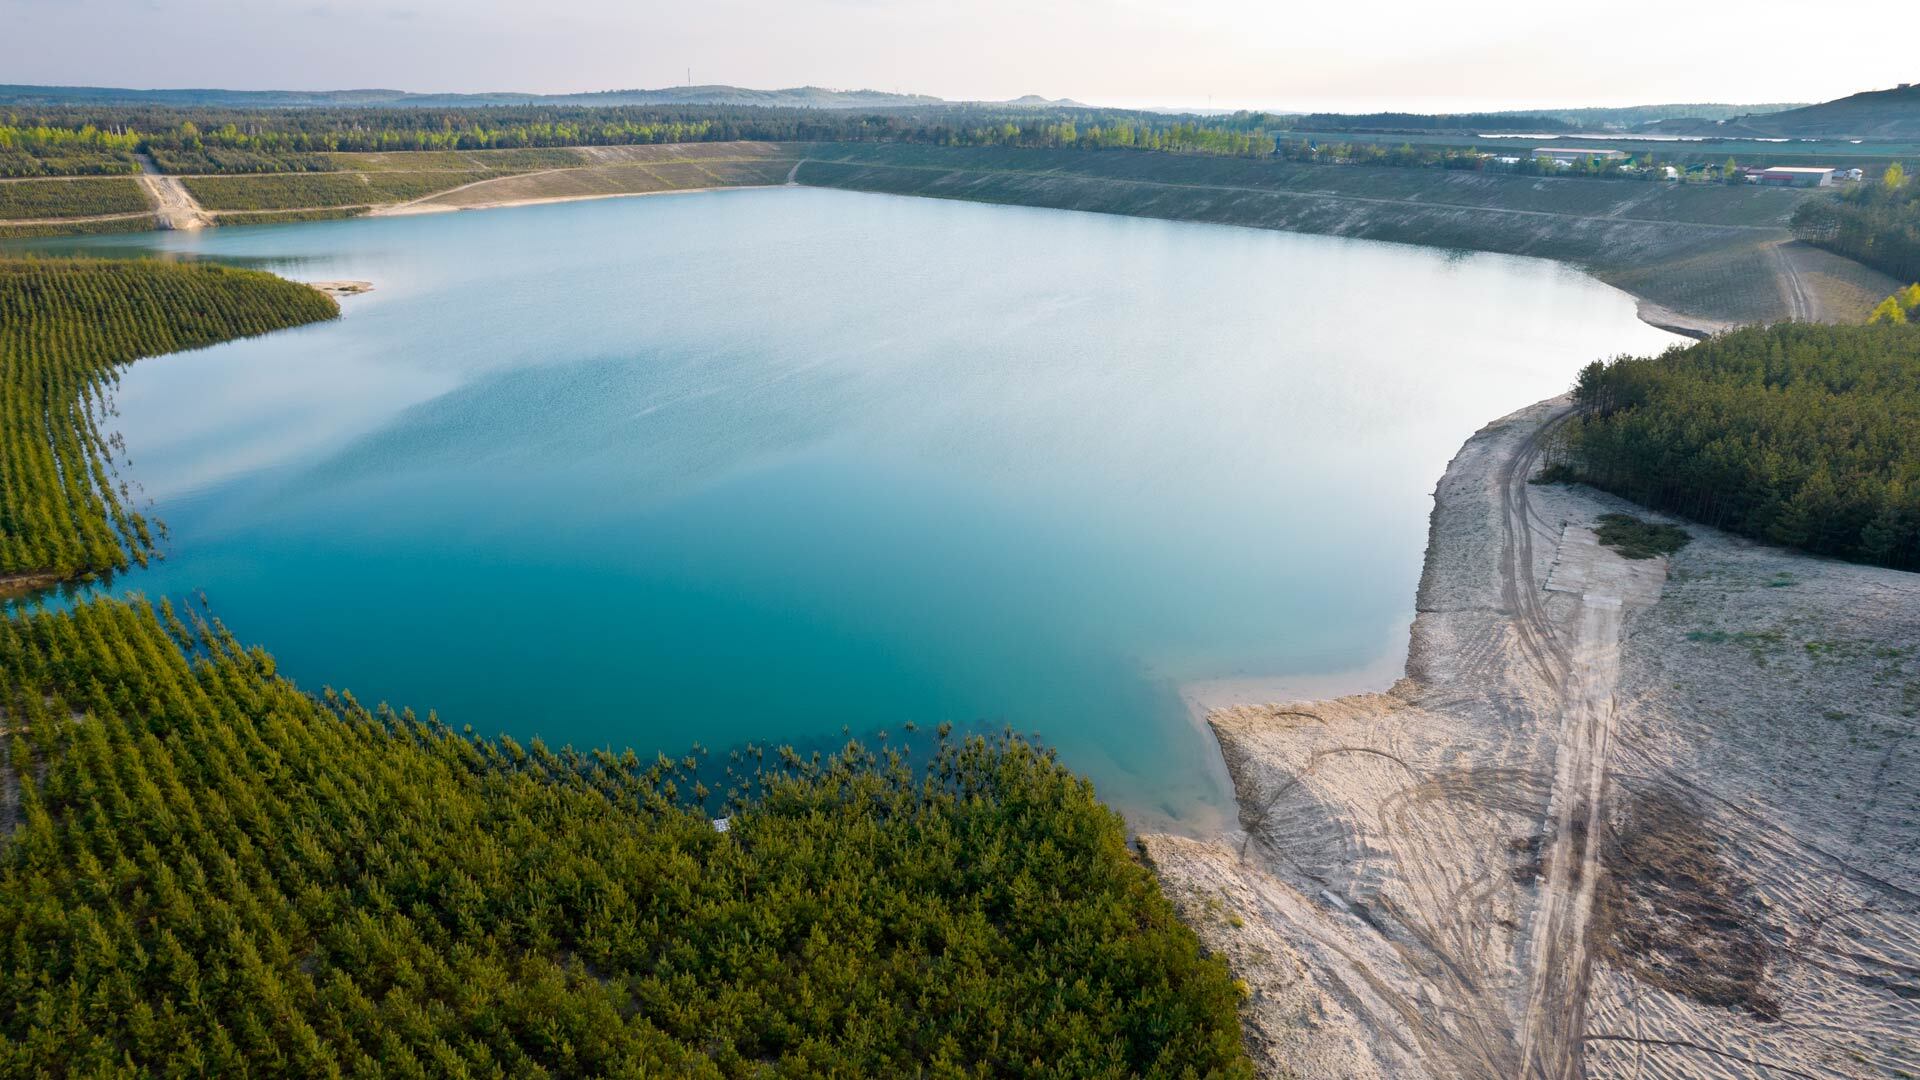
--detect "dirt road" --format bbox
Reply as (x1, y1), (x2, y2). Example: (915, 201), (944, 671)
(135, 154), (209, 230)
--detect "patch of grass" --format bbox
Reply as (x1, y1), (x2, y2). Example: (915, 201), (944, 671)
(1595, 513), (1692, 559)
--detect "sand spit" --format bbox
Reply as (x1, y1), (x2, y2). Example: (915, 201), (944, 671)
(306, 280), (373, 297)
(1142, 399), (1920, 1078)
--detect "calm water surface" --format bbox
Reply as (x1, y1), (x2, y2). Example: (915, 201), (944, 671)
(16, 188), (1680, 829)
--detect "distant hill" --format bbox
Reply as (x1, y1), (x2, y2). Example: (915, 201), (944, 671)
(0, 83), (944, 109)
(1643, 84), (1920, 139)
(1290, 112), (1573, 133)
(1282, 105), (1818, 135)
(1494, 103), (1808, 130)
(1001, 95), (1088, 108)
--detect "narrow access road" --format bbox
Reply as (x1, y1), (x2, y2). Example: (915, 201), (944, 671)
(135, 154), (209, 230)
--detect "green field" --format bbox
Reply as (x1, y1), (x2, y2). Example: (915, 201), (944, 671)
(0, 177), (148, 219)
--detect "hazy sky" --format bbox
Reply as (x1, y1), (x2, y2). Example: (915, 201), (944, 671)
(6, 0), (1912, 112)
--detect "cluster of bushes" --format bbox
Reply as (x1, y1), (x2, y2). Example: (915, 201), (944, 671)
(1867, 282), (1920, 324)
(1553, 322), (1920, 570)
(1792, 164), (1920, 282)
(0, 254), (1255, 1075)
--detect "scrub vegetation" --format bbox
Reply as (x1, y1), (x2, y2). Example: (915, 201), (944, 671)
(0, 177), (148, 219)
(1592, 514), (1692, 560)
(181, 170), (509, 211)
(1553, 322), (1920, 569)
(0, 123), (139, 177)
(0, 255), (1253, 1077)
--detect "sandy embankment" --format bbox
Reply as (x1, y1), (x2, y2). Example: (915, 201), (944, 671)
(370, 182), (784, 218)
(1144, 400), (1920, 1078)
(372, 151), (803, 217)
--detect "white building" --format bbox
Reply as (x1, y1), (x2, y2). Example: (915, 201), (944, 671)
(1758, 166), (1836, 187)
(1533, 147), (1628, 165)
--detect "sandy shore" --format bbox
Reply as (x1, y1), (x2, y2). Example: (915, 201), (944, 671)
(371, 183), (785, 217)
(306, 280), (373, 297)
(1143, 399), (1920, 1078)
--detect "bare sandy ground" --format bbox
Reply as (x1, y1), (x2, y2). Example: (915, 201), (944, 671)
(306, 280), (373, 297)
(1143, 400), (1920, 1078)
(134, 153), (209, 230)
(372, 182), (780, 217)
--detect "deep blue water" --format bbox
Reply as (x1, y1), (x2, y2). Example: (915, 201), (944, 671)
(13, 188), (1680, 829)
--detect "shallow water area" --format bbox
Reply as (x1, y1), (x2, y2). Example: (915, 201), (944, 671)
(9, 186), (1681, 831)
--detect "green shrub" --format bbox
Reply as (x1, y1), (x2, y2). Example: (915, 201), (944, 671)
(1594, 513), (1692, 559)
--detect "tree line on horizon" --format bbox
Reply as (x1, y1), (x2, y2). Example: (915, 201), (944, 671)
(1, 103), (1289, 176)
(1550, 322), (1920, 571)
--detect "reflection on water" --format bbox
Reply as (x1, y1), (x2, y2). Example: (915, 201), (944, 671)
(10, 188), (1681, 831)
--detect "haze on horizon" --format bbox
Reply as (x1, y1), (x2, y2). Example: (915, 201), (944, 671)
(6, 0), (1913, 113)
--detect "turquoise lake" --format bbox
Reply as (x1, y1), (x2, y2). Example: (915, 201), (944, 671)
(14, 188), (1681, 830)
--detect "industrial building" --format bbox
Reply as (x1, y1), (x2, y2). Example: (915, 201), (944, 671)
(1757, 166), (1836, 187)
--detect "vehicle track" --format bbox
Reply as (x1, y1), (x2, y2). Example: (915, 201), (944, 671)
(1771, 240), (1819, 321)
(1211, 400), (1660, 1079)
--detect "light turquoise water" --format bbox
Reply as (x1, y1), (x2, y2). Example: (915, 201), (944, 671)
(15, 188), (1680, 829)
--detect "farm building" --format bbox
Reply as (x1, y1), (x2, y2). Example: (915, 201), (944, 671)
(1533, 147), (1628, 165)
(1758, 166), (1836, 187)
